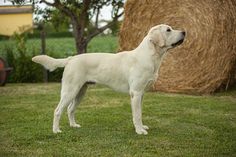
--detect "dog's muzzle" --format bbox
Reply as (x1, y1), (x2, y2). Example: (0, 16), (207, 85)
(171, 38), (184, 47)
(171, 31), (185, 47)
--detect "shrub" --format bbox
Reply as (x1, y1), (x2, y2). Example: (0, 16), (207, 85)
(2, 33), (63, 83)
(4, 42), (44, 83)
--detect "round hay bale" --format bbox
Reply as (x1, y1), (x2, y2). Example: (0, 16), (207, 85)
(119, 0), (236, 94)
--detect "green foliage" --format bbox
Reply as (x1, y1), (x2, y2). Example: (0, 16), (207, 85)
(50, 10), (71, 32)
(87, 35), (118, 52)
(0, 35), (118, 83)
(3, 34), (44, 83)
(106, 20), (122, 35)
(1, 33), (65, 83)
(0, 84), (235, 156)
(12, 0), (124, 53)
(34, 7), (71, 32)
(27, 31), (73, 39)
(0, 35), (9, 41)
(0, 36), (118, 56)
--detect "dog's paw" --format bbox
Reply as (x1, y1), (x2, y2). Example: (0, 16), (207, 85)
(142, 125), (149, 130)
(70, 123), (81, 128)
(53, 128), (62, 133)
(135, 127), (148, 135)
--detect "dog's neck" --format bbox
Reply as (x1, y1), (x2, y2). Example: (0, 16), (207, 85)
(134, 36), (168, 73)
(135, 36), (168, 62)
(135, 36), (167, 56)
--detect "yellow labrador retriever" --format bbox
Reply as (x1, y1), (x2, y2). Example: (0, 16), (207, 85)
(32, 24), (185, 135)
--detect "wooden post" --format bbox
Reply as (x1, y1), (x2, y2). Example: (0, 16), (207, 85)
(40, 23), (48, 82)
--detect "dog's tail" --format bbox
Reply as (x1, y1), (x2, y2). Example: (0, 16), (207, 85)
(32, 55), (72, 72)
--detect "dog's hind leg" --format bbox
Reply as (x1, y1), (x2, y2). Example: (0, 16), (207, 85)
(53, 82), (84, 133)
(67, 83), (88, 128)
(53, 96), (72, 133)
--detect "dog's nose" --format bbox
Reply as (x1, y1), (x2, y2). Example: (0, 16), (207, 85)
(182, 31), (186, 36)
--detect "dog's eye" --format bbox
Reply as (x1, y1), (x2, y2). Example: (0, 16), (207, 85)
(166, 28), (171, 32)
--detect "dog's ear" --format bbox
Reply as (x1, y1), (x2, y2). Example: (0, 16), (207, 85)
(149, 30), (165, 48)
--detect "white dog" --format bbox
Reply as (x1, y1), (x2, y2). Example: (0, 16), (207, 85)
(32, 24), (185, 135)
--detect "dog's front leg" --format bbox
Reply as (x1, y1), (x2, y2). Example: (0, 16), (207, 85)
(130, 91), (148, 135)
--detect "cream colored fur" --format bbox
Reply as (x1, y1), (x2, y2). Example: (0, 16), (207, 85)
(32, 55), (72, 72)
(32, 24), (185, 135)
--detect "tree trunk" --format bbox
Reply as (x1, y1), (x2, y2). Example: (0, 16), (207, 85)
(74, 35), (87, 54)
(77, 40), (88, 54)
(71, 18), (87, 54)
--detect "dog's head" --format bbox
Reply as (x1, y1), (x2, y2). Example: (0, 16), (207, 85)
(148, 24), (185, 50)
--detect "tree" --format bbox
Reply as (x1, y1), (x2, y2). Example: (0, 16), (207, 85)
(10, 0), (124, 54)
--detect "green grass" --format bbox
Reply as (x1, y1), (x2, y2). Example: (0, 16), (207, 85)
(0, 36), (118, 57)
(0, 83), (235, 157)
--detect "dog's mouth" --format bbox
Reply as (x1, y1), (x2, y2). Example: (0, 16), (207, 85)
(171, 39), (184, 47)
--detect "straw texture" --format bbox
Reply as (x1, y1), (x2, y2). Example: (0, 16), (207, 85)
(119, 0), (236, 94)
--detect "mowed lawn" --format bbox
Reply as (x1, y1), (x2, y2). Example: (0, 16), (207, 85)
(0, 83), (235, 156)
